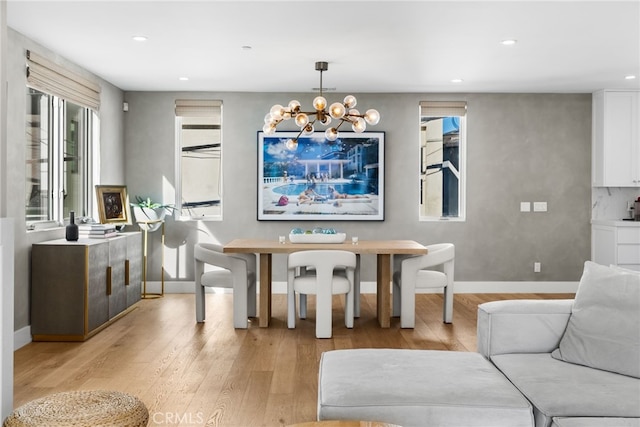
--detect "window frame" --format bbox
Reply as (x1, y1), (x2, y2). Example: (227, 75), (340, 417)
(174, 99), (223, 221)
(26, 88), (97, 230)
(418, 102), (467, 222)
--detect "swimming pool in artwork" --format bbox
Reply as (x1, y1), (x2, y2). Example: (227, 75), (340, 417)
(272, 182), (372, 196)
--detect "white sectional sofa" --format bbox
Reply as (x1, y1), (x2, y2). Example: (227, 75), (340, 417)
(318, 262), (640, 427)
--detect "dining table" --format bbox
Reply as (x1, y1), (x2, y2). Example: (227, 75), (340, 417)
(223, 238), (428, 328)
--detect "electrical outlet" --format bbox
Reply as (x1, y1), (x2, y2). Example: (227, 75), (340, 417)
(520, 202), (531, 212)
(533, 202), (547, 212)
(534, 262), (541, 273)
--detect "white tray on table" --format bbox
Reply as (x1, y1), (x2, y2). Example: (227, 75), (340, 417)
(288, 233), (346, 244)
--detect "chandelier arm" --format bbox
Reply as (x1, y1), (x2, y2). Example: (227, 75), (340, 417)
(293, 128), (304, 141)
(302, 118), (318, 134)
(344, 112), (365, 120)
(291, 120), (314, 142)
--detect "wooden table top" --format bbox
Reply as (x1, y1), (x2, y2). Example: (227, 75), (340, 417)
(223, 238), (427, 255)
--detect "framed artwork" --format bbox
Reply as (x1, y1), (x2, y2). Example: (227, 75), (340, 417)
(95, 185), (133, 225)
(258, 131), (385, 221)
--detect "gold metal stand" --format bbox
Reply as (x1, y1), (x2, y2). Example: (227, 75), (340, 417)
(140, 220), (164, 299)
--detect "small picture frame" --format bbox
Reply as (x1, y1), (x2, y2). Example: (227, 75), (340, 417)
(95, 185), (132, 225)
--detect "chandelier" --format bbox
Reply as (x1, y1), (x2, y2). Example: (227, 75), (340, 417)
(262, 61), (381, 148)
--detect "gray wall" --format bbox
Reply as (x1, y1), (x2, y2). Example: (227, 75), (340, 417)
(124, 91), (592, 285)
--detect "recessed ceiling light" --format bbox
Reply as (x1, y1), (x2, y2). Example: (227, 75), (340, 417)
(625, 75), (637, 80)
(501, 39), (517, 46)
(451, 78), (464, 83)
(132, 35), (148, 42)
(179, 77), (189, 81)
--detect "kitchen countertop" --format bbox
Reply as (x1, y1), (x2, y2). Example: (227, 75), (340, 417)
(592, 219), (640, 227)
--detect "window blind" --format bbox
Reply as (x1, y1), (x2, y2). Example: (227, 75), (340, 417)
(175, 99), (222, 119)
(420, 101), (467, 117)
(26, 50), (101, 111)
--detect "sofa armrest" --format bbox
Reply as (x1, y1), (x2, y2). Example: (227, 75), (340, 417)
(477, 299), (574, 358)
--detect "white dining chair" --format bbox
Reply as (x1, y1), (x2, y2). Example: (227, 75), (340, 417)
(194, 242), (257, 328)
(392, 243), (455, 328)
(299, 254), (361, 318)
(287, 250), (357, 338)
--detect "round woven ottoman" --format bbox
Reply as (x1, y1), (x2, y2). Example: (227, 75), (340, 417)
(3, 390), (149, 427)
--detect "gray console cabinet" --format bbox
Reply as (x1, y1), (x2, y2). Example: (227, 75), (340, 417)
(31, 232), (142, 341)
(125, 232), (142, 307)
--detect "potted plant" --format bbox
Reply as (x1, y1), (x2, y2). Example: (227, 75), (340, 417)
(131, 196), (174, 232)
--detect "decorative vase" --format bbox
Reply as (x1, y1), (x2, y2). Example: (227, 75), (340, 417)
(65, 211), (79, 241)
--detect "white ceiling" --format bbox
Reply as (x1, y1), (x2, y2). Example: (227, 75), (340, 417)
(7, 0), (640, 94)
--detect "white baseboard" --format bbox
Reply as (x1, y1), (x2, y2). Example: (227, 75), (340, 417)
(15, 280), (578, 351)
(145, 280), (580, 295)
(14, 325), (32, 351)
(450, 281), (579, 293)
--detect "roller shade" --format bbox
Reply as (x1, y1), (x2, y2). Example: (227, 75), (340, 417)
(175, 99), (222, 119)
(420, 101), (467, 117)
(26, 50), (101, 110)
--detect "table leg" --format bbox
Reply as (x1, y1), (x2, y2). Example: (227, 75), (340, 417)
(376, 253), (391, 328)
(259, 253), (272, 327)
(160, 222), (165, 295)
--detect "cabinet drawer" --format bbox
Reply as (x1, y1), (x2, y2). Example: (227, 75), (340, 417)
(618, 245), (640, 264)
(618, 227), (640, 244)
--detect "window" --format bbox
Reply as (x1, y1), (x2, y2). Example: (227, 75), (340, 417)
(175, 99), (223, 220)
(26, 89), (98, 228)
(419, 101), (466, 221)
(25, 50), (100, 229)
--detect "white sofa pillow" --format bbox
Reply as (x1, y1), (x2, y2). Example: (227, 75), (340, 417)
(551, 261), (640, 378)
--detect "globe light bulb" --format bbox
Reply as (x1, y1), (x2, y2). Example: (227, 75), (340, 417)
(313, 96), (327, 111)
(295, 113), (309, 128)
(348, 108), (360, 118)
(352, 118), (366, 133)
(282, 110), (292, 120)
(264, 113), (274, 124)
(325, 128), (339, 141)
(329, 102), (346, 119)
(320, 114), (332, 125)
(302, 123), (314, 135)
(288, 100), (301, 112)
(344, 95), (357, 108)
(263, 123), (276, 135)
(364, 109), (380, 125)
(270, 104), (284, 120)
(285, 138), (298, 151)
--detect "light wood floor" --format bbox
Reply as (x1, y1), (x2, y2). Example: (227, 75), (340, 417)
(13, 292), (573, 426)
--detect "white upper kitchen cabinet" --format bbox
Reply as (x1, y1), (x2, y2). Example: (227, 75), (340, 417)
(592, 90), (640, 187)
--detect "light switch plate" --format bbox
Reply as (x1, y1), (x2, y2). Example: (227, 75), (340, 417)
(520, 202), (531, 212)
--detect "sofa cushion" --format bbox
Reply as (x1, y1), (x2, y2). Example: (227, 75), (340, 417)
(318, 349), (533, 427)
(491, 353), (640, 427)
(551, 261), (640, 378)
